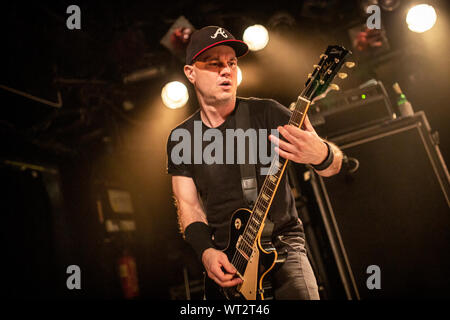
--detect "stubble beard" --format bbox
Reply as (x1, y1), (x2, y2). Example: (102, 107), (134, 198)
(198, 87), (236, 108)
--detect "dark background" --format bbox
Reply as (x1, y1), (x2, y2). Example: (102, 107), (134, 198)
(0, 0), (448, 299)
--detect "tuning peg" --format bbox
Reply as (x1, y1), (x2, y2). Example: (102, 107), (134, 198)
(329, 83), (340, 91)
(345, 61), (356, 68)
(338, 72), (348, 79)
(319, 54), (328, 59)
(313, 64), (321, 70)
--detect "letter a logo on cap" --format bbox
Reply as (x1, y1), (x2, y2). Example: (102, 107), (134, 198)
(211, 28), (228, 39)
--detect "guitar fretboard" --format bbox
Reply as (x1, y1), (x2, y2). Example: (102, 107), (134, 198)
(236, 96), (311, 257)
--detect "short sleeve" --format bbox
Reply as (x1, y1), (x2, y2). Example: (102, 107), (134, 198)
(166, 130), (193, 177)
(266, 99), (292, 129)
(266, 99), (311, 131)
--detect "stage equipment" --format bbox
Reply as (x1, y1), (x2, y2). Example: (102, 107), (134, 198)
(305, 111), (450, 299)
(309, 80), (395, 138)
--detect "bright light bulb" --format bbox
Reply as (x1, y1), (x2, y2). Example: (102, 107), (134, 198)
(161, 81), (188, 109)
(237, 66), (242, 86)
(243, 25), (269, 51)
(406, 4), (437, 33)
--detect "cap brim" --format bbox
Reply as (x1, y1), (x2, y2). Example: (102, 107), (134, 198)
(191, 39), (249, 63)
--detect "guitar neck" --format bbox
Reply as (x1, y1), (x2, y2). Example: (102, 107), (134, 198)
(237, 45), (350, 250)
(241, 95), (312, 247)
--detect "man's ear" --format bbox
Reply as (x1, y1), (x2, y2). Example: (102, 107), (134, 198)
(184, 65), (195, 84)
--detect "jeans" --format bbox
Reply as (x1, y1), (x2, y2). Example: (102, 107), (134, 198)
(272, 235), (320, 300)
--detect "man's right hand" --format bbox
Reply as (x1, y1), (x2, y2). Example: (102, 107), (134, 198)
(202, 248), (243, 288)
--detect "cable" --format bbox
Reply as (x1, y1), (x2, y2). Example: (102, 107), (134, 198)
(0, 84), (62, 108)
(342, 155), (360, 175)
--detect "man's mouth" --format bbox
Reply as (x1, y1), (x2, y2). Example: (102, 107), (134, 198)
(219, 80), (232, 88)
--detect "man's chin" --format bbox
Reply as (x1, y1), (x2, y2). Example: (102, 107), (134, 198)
(211, 93), (235, 105)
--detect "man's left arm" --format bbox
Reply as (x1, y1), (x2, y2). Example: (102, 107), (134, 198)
(269, 115), (343, 177)
(311, 140), (343, 177)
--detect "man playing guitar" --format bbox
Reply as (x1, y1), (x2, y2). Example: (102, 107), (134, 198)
(166, 26), (343, 299)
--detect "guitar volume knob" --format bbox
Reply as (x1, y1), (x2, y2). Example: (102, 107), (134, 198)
(235, 218), (242, 230)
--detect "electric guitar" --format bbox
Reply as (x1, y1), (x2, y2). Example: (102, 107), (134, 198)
(204, 45), (353, 300)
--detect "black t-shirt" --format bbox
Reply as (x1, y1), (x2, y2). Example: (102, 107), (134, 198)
(166, 97), (303, 249)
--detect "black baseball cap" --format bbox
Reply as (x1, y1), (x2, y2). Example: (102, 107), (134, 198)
(185, 26), (249, 65)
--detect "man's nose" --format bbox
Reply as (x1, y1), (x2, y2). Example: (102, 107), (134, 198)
(219, 64), (231, 76)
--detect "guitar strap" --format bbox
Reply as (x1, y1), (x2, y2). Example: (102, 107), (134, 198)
(235, 100), (274, 236)
(235, 100), (258, 209)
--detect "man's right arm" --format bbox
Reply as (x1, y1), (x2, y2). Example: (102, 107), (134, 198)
(172, 175), (208, 229)
(172, 176), (242, 288)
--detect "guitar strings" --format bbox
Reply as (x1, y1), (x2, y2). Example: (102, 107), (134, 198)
(229, 63), (323, 276)
(231, 154), (282, 273)
(230, 101), (309, 274)
(232, 56), (343, 286)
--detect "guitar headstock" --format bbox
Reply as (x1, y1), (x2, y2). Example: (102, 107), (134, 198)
(303, 45), (354, 101)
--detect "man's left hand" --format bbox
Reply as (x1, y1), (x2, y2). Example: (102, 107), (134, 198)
(269, 115), (328, 165)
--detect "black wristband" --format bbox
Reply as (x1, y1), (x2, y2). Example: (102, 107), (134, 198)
(184, 222), (214, 261)
(312, 141), (334, 171)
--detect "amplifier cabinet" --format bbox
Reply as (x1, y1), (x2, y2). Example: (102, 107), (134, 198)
(310, 80), (395, 139)
(308, 111), (450, 299)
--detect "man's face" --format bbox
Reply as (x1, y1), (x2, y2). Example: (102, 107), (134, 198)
(185, 45), (238, 105)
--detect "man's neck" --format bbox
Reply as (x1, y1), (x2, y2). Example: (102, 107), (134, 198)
(198, 96), (236, 128)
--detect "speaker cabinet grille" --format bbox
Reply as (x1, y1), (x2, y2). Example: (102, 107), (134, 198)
(312, 112), (450, 299)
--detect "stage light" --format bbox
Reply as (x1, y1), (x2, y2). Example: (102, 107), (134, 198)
(160, 16), (195, 63)
(161, 81), (188, 109)
(379, 0), (400, 11)
(237, 66), (242, 86)
(243, 25), (269, 51)
(406, 4), (437, 33)
(122, 100), (134, 111)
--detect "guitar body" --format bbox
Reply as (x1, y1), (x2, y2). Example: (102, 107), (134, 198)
(204, 208), (286, 300)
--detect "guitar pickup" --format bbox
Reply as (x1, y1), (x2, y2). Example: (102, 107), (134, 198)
(235, 235), (253, 261)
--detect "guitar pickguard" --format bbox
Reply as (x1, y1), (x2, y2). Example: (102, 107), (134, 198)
(237, 243), (259, 300)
